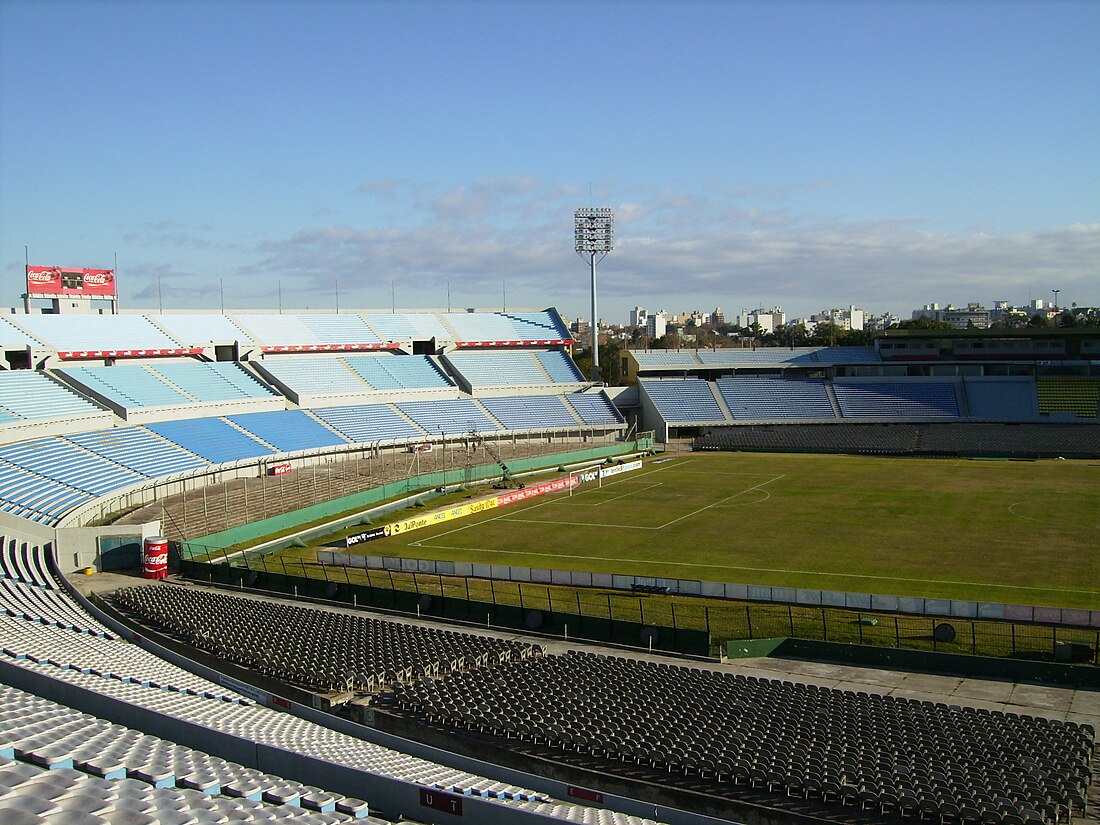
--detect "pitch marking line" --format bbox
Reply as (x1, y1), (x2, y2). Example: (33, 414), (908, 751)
(1008, 502), (1042, 522)
(402, 543), (1100, 596)
(563, 482), (665, 507)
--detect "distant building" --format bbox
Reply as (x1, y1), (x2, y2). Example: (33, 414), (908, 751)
(912, 303), (992, 329)
(646, 312), (667, 339)
(710, 307), (724, 326)
(629, 306), (647, 327)
(811, 305), (866, 331)
(739, 306), (785, 334)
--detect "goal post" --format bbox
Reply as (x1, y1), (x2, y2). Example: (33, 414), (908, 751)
(568, 465), (603, 496)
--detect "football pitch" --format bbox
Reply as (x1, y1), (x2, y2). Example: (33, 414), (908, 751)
(365, 452), (1100, 610)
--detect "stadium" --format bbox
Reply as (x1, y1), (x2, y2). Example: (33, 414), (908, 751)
(0, 286), (1097, 825)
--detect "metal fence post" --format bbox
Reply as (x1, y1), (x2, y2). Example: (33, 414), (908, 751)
(745, 605), (753, 639)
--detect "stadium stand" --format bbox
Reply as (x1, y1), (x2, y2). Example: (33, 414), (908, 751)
(66, 428), (209, 478)
(715, 377), (836, 420)
(343, 355), (452, 391)
(363, 313), (452, 343)
(631, 352), (701, 368)
(149, 313), (254, 344)
(0, 317), (45, 347)
(113, 584), (542, 694)
(226, 410), (349, 453)
(59, 365), (192, 409)
(696, 423), (921, 454)
(480, 396), (580, 430)
(1037, 377), (1100, 419)
(535, 351), (585, 382)
(14, 314), (184, 352)
(442, 312), (570, 343)
(0, 438), (145, 496)
(394, 649), (1093, 824)
(232, 314), (383, 346)
(396, 398), (499, 436)
(563, 392), (625, 426)
(311, 404), (426, 444)
(0, 370), (110, 424)
(146, 418), (274, 464)
(150, 361), (276, 402)
(445, 351), (556, 387)
(832, 382), (960, 418)
(639, 379), (724, 422)
(0, 684), (390, 823)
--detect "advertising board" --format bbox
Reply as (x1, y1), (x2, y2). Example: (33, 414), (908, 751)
(26, 265), (117, 297)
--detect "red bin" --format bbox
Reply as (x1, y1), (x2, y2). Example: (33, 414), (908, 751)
(142, 537), (169, 580)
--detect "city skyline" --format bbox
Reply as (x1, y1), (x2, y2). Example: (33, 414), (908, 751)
(2, 1), (1096, 322)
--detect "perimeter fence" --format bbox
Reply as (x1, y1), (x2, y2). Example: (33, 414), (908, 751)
(181, 552), (1099, 666)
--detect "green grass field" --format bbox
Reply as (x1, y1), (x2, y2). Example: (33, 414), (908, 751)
(350, 452), (1100, 609)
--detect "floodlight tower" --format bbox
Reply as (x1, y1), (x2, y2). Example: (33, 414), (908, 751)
(575, 207), (614, 383)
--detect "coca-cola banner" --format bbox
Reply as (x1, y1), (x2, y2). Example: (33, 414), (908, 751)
(26, 266), (116, 297)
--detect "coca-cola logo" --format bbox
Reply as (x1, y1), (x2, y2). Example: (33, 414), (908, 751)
(83, 272), (111, 285)
(27, 270), (57, 282)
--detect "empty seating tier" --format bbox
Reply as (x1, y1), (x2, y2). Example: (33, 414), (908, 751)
(564, 393), (625, 425)
(66, 428), (208, 478)
(640, 379), (724, 422)
(833, 382), (960, 418)
(146, 419), (274, 464)
(311, 405), (426, 444)
(535, 351), (584, 382)
(342, 355), (451, 391)
(0, 438), (145, 496)
(716, 377), (836, 420)
(1037, 378), (1100, 419)
(394, 650), (1093, 824)
(59, 365), (191, 409)
(445, 352), (553, 387)
(113, 584), (542, 694)
(14, 314), (183, 352)
(149, 361), (275, 401)
(480, 396), (578, 430)
(396, 398), (497, 436)
(227, 411), (348, 453)
(0, 371), (107, 422)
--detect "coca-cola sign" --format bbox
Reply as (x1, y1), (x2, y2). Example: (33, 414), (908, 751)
(26, 265), (116, 297)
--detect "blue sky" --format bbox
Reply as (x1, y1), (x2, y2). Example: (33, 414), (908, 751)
(2, 0), (1097, 324)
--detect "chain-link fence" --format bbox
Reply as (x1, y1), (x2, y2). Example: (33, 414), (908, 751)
(187, 553), (1099, 665)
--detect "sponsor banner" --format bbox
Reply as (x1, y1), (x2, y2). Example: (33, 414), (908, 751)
(269, 462), (293, 476)
(345, 525), (391, 546)
(495, 475), (577, 505)
(56, 347), (204, 360)
(599, 459), (643, 479)
(260, 343), (395, 353)
(388, 496), (500, 537)
(26, 265), (116, 297)
(567, 787), (605, 804)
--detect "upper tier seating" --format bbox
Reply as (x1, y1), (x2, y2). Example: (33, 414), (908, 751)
(260, 356), (371, 395)
(364, 312), (452, 342)
(716, 377), (836, 420)
(149, 361), (275, 401)
(446, 352), (553, 387)
(697, 348), (817, 365)
(149, 313), (253, 344)
(0, 317), (44, 347)
(311, 404), (426, 444)
(146, 418), (274, 464)
(227, 410), (349, 453)
(480, 396), (579, 430)
(640, 379), (724, 422)
(833, 382), (960, 418)
(564, 392), (625, 425)
(233, 314), (382, 346)
(0, 371), (108, 422)
(499, 311), (571, 341)
(631, 351), (701, 368)
(396, 398), (498, 436)
(66, 427), (209, 477)
(14, 314), (183, 352)
(442, 311), (570, 343)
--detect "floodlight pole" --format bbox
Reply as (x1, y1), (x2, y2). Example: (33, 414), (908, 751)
(575, 207), (614, 384)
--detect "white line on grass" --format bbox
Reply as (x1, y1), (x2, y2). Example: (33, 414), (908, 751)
(562, 482), (665, 507)
(1008, 502), (1042, 522)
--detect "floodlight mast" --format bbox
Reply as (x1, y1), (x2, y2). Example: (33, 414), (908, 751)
(575, 207), (614, 383)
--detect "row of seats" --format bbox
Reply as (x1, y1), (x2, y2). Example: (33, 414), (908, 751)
(112, 584), (542, 694)
(445, 351), (583, 387)
(60, 363), (275, 410)
(642, 377), (964, 424)
(1, 310), (570, 351)
(632, 346), (882, 369)
(394, 650), (1092, 824)
(694, 423), (1100, 458)
(260, 356), (453, 397)
(0, 536), (661, 824)
(0, 682), (384, 823)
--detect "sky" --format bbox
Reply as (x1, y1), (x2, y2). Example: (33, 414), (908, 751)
(1, 0), (1097, 325)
